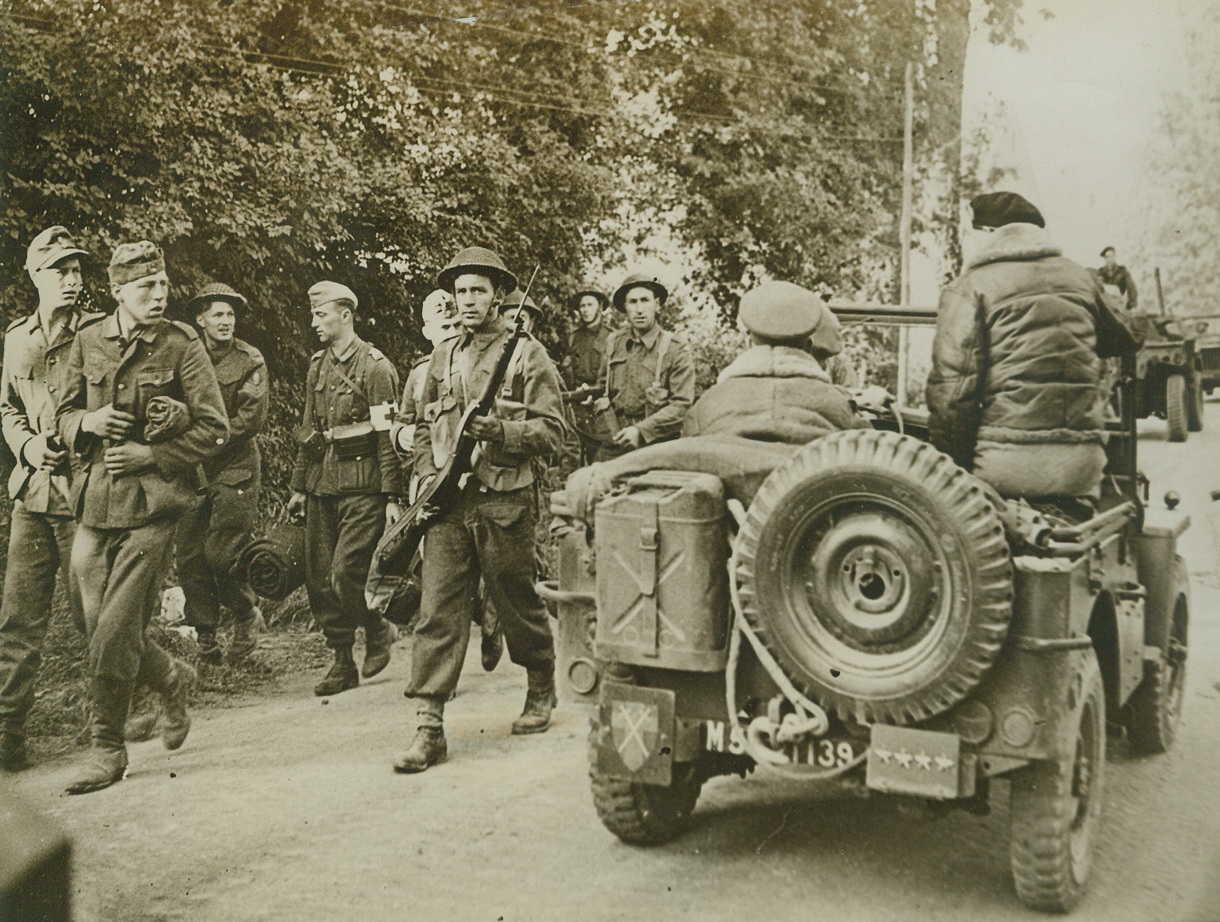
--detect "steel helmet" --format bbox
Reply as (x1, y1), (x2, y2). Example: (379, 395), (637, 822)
(436, 246), (518, 294)
(189, 281), (249, 311)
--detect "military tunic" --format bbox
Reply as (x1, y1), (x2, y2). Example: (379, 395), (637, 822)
(56, 315), (229, 748)
(567, 321), (609, 388)
(290, 336), (402, 650)
(406, 315), (565, 703)
(594, 325), (694, 457)
(177, 338), (269, 634)
(0, 308), (101, 740)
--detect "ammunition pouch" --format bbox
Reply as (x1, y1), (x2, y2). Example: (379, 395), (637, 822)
(328, 421), (376, 460)
(294, 424), (326, 459)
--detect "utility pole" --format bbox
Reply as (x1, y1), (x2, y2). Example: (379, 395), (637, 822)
(898, 61), (915, 406)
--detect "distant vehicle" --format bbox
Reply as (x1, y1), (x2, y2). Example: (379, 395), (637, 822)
(1193, 317), (1220, 395)
(542, 305), (1191, 914)
(1124, 270), (1205, 442)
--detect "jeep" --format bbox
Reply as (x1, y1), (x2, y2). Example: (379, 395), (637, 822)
(540, 306), (1191, 913)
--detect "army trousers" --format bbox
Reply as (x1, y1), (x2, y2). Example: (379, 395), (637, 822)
(178, 479), (260, 632)
(0, 504), (81, 739)
(72, 520), (179, 748)
(305, 493), (386, 650)
(406, 484), (555, 702)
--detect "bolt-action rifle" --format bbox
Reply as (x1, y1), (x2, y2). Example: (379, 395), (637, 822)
(371, 267), (538, 575)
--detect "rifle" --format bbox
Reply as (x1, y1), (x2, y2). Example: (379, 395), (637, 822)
(371, 267), (538, 575)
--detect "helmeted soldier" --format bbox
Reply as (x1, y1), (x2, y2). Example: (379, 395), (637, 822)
(0, 226), (102, 772)
(394, 246), (567, 773)
(175, 282), (269, 664)
(593, 272), (694, 458)
(565, 288), (609, 389)
(56, 240), (230, 793)
(287, 281), (403, 696)
(498, 287), (542, 335)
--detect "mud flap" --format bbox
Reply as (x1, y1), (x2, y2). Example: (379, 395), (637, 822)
(597, 683), (675, 786)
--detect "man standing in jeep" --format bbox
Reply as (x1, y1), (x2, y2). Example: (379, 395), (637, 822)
(927, 192), (1140, 503)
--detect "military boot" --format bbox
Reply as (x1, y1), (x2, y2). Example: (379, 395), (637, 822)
(124, 711), (160, 743)
(314, 647), (359, 696)
(64, 745), (128, 795)
(160, 659), (197, 751)
(394, 697), (447, 772)
(227, 608), (265, 664)
(511, 669), (557, 735)
(0, 731), (28, 772)
(196, 628), (223, 666)
(361, 617), (397, 679)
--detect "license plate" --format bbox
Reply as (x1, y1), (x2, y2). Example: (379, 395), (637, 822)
(703, 719), (860, 768)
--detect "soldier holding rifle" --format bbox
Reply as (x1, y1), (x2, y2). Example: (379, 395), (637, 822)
(286, 282), (402, 697)
(394, 247), (566, 774)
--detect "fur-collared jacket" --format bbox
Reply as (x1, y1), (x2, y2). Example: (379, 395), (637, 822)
(682, 345), (868, 442)
(926, 224), (1139, 494)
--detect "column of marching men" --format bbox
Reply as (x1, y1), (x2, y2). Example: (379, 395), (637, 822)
(0, 230), (706, 788)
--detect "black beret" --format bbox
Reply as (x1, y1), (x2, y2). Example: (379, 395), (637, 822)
(1100, 246), (1116, 258)
(970, 192), (1045, 229)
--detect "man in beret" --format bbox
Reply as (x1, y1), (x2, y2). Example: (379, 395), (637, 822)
(927, 192), (1140, 504)
(175, 283), (269, 665)
(395, 246), (567, 773)
(1097, 246), (1139, 311)
(683, 281), (868, 443)
(593, 272), (694, 459)
(0, 227), (103, 772)
(55, 240), (230, 793)
(286, 281), (403, 696)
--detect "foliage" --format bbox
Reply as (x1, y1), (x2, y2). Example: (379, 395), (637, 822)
(1, 0), (1024, 509)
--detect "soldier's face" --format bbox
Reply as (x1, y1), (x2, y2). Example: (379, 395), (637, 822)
(114, 271), (170, 327)
(623, 287), (659, 334)
(311, 302), (348, 344)
(577, 295), (601, 325)
(1103, 251), (1116, 267)
(453, 273), (500, 331)
(500, 305), (535, 333)
(32, 258), (82, 310)
(196, 301), (236, 346)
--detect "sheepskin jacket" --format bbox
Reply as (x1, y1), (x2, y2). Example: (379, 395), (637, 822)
(926, 223), (1140, 469)
(682, 345), (868, 443)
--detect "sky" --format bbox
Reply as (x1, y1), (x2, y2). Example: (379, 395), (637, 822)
(961, 0), (1194, 268)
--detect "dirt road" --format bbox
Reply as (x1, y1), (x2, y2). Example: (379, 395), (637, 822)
(6, 404), (1220, 922)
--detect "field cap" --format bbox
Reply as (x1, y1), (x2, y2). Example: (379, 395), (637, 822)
(109, 240), (165, 286)
(309, 280), (358, 311)
(26, 226), (88, 274)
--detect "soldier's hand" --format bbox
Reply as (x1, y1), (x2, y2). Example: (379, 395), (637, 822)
(286, 491), (307, 519)
(82, 405), (136, 440)
(467, 414), (504, 444)
(613, 425), (642, 449)
(385, 501), (404, 527)
(102, 443), (154, 476)
(23, 434), (68, 471)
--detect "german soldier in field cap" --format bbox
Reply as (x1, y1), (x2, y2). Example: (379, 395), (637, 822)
(55, 240), (230, 793)
(286, 281), (403, 696)
(593, 272), (694, 458)
(175, 283), (269, 665)
(395, 246), (567, 773)
(683, 280), (867, 442)
(0, 226), (102, 772)
(927, 192), (1140, 505)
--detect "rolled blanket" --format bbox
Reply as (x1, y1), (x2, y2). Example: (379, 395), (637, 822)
(235, 523), (306, 600)
(143, 395), (191, 443)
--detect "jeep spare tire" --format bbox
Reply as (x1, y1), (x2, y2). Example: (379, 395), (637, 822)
(736, 430), (1013, 724)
